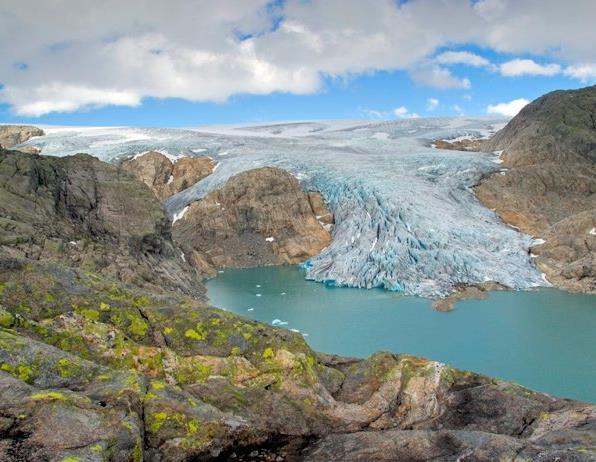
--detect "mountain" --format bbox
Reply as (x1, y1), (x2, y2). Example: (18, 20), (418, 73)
(121, 151), (216, 200)
(0, 125), (44, 152)
(0, 147), (593, 461)
(172, 167), (332, 276)
(476, 85), (596, 293)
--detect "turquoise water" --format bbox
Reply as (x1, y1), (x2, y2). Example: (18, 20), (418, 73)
(206, 266), (596, 403)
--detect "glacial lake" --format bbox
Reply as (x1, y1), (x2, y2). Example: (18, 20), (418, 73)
(206, 266), (596, 403)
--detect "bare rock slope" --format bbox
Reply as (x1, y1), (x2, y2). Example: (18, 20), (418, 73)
(173, 167), (333, 275)
(0, 148), (202, 298)
(0, 149), (593, 461)
(122, 150), (215, 200)
(476, 85), (596, 293)
(0, 124), (44, 151)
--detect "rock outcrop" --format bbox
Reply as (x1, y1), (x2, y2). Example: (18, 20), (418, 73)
(0, 125), (44, 151)
(121, 151), (215, 200)
(0, 150), (594, 461)
(432, 138), (486, 152)
(475, 85), (596, 293)
(172, 167), (333, 276)
(0, 148), (202, 298)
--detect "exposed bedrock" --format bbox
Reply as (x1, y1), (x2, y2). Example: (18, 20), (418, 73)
(0, 148), (203, 298)
(0, 149), (593, 461)
(475, 85), (596, 293)
(0, 124), (44, 152)
(121, 150), (216, 200)
(172, 167), (333, 276)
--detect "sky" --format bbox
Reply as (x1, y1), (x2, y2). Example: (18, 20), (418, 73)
(0, 0), (594, 127)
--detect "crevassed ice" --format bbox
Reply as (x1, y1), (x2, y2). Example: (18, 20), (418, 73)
(25, 118), (547, 297)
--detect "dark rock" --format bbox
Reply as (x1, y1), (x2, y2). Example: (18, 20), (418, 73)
(0, 148), (203, 298)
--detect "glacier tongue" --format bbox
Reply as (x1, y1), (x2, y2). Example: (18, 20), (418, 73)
(25, 118), (546, 297)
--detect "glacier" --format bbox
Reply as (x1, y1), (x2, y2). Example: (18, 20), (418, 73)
(22, 118), (547, 297)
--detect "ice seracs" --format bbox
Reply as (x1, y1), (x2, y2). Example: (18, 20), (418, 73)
(25, 117), (546, 298)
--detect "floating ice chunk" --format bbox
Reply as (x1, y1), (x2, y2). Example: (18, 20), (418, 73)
(192, 148), (206, 153)
(290, 328), (300, 333)
(272, 319), (288, 326)
(280, 292), (287, 296)
(218, 270), (225, 274)
(256, 284), (261, 288)
(589, 228), (596, 236)
(247, 308), (254, 312)
(255, 293), (262, 297)
(302, 333), (309, 337)
(265, 237), (275, 242)
(172, 206), (189, 224)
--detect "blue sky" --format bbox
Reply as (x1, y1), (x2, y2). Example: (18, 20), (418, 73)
(0, 0), (594, 127)
(0, 65), (588, 127)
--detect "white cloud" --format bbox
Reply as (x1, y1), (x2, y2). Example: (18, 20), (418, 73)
(426, 97), (439, 111)
(563, 63), (596, 82)
(0, 0), (594, 115)
(486, 98), (530, 117)
(410, 66), (471, 89)
(435, 51), (493, 68)
(499, 59), (561, 77)
(393, 106), (419, 119)
(8, 83), (141, 116)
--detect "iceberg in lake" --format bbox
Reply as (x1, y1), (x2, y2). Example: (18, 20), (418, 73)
(24, 118), (547, 297)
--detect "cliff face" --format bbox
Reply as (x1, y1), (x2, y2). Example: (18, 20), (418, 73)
(0, 125), (44, 151)
(121, 151), (215, 200)
(0, 148), (203, 298)
(172, 167), (332, 276)
(476, 85), (596, 293)
(1, 150), (592, 461)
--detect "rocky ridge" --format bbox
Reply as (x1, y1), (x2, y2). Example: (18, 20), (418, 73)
(0, 148), (593, 461)
(0, 148), (203, 298)
(122, 151), (216, 200)
(172, 167), (333, 277)
(476, 85), (596, 293)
